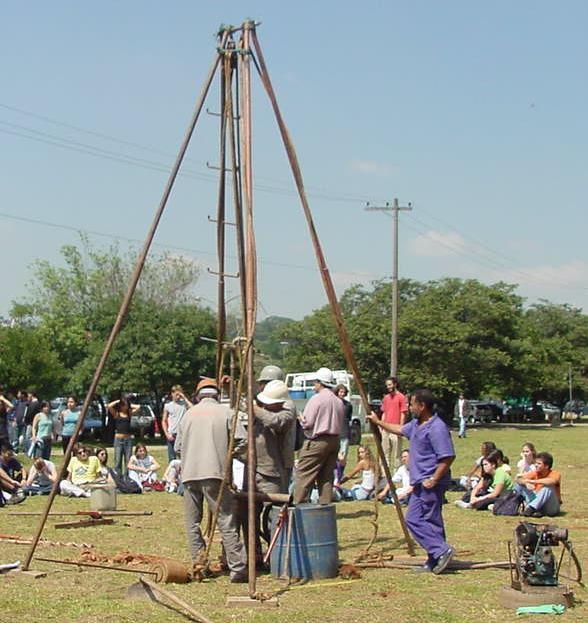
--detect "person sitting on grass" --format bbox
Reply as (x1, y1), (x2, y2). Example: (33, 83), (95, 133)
(163, 458), (183, 494)
(95, 447), (116, 487)
(460, 441), (496, 490)
(0, 443), (26, 504)
(23, 458), (58, 495)
(127, 443), (160, 490)
(378, 448), (413, 505)
(1, 464), (25, 506)
(467, 450), (514, 510)
(516, 442), (537, 475)
(515, 451), (562, 517)
(334, 445), (377, 501)
(60, 445), (103, 498)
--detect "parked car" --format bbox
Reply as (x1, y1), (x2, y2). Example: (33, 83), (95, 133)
(130, 403), (157, 438)
(465, 401), (495, 424)
(563, 400), (584, 423)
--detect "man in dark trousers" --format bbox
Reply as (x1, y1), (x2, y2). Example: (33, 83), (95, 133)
(369, 388), (455, 574)
(293, 367), (343, 505)
(175, 378), (248, 582)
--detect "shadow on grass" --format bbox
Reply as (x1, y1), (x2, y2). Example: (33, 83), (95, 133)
(336, 509), (374, 520)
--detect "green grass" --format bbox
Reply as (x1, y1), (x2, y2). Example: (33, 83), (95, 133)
(1, 426), (586, 622)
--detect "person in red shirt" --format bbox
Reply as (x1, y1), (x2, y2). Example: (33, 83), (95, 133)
(515, 452), (562, 517)
(380, 377), (408, 469)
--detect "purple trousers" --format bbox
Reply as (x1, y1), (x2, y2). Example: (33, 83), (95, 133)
(406, 482), (450, 562)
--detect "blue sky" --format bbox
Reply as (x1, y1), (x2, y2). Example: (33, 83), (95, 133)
(2, 1), (587, 320)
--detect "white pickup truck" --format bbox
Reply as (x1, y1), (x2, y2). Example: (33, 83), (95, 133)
(284, 369), (367, 445)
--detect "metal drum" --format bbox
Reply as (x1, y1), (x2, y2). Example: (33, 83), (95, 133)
(270, 503), (339, 579)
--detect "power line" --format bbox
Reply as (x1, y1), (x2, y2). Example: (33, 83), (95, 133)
(397, 213), (588, 291)
(0, 103), (381, 204)
(0, 210), (382, 281)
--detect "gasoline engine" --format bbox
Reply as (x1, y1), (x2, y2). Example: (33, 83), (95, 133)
(511, 522), (569, 587)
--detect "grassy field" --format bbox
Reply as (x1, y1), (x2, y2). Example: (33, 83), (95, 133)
(1, 425), (586, 622)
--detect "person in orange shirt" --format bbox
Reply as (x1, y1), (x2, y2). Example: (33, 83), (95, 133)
(515, 451), (561, 517)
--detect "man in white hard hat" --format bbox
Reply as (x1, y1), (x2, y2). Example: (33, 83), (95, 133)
(175, 378), (248, 583)
(293, 367), (344, 505)
(257, 364), (298, 490)
(245, 379), (296, 561)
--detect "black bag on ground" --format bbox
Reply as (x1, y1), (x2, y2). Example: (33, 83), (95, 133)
(110, 468), (142, 494)
(492, 491), (523, 516)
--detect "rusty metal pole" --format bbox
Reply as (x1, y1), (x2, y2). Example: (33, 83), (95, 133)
(226, 54), (248, 328)
(239, 20), (259, 597)
(22, 32), (229, 571)
(250, 30), (416, 556)
(215, 56), (228, 383)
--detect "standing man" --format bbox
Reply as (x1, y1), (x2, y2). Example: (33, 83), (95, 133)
(369, 388), (455, 574)
(455, 393), (469, 439)
(380, 377), (408, 469)
(293, 367), (343, 505)
(12, 390), (30, 453)
(161, 385), (192, 462)
(244, 379), (296, 561)
(175, 378), (248, 583)
(257, 365), (298, 489)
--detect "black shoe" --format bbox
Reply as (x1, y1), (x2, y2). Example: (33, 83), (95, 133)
(531, 511), (544, 518)
(432, 546), (454, 575)
(230, 573), (248, 583)
(523, 506), (535, 517)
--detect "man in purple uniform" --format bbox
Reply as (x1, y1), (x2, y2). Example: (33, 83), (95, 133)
(368, 388), (455, 574)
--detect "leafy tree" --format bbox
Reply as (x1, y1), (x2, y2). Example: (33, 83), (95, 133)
(11, 238), (215, 397)
(0, 324), (65, 395)
(279, 278), (528, 402)
(519, 301), (588, 402)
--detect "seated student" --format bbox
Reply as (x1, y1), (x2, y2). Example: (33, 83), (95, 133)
(127, 443), (160, 489)
(515, 451), (562, 517)
(23, 458), (58, 495)
(95, 447), (116, 487)
(163, 458), (183, 494)
(468, 450), (514, 510)
(377, 448), (413, 504)
(0, 443), (26, 504)
(516, 442), (537, 475)
(460, 441), (496, 489)
(60, 445), (103, 498)
(335, 445), (377, 501)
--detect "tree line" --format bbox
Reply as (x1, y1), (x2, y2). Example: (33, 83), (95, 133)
(1, 241), (586, 406)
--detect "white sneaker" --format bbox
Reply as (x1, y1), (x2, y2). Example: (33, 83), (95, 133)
(455, 500), (471, 509)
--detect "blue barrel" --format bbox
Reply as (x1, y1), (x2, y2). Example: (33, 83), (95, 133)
(270, 504), (339, 579)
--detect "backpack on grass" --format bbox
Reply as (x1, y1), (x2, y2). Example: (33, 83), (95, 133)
(492, 491), (523, 516)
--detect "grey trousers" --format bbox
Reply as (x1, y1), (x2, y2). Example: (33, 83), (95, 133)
(183, 478), (246, 576)
(293, 434), (340, 505)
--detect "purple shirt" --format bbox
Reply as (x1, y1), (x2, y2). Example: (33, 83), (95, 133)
(401, 415), (455, 485)
(301, 388), (343, 439)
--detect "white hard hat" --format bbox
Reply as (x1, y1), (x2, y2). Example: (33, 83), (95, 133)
(314, 367), (335, 388)
(257, 380), (289, 405)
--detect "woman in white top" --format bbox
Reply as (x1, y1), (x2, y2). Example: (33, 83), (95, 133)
(516, 442), (537, 475)
(336, 445), (377, 501)
(127, 443), (160, 489)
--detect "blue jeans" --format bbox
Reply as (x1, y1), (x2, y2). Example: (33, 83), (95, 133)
(167, 436), (177, 462)
(114, 436), (133, 473)
(515, 483), (560, 516)
(458, 417), (466, 438)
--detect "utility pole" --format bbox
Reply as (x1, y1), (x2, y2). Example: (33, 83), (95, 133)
(568, 362), (573, 402)
(366, 198), (412, 376)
